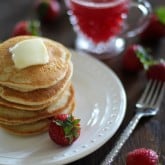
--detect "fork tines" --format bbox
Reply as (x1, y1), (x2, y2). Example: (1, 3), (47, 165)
(136, 80), (165, 109)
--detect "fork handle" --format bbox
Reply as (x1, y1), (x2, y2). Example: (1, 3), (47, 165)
(101, 112), (143, 165)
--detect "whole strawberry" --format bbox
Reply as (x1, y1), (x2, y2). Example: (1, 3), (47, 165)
(12, 20), (41, 36)
(35, 0), (61, 22)
(122, 44), (150, 72)
(49, 114), (81, 146)
(126, 148), (159, 165)
(146, 60), (165, 82)
(140, 6), (165, 42)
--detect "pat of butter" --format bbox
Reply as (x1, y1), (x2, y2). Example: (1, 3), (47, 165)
(9, 38), (49, 69)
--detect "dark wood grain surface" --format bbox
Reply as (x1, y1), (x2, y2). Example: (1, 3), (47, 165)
(0, 0), (165, 165)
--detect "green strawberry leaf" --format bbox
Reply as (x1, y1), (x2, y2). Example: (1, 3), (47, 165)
(54, 115), (80, 144)
(155, 6), (165, 25)
(28, 20), (41, 36)
(135, 47), (156, 70)
(54, 120), (64, 126)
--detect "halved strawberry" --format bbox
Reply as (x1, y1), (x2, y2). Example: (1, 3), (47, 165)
(126, 148), (159, 165)
(12, 20), (41, 36)
(140, 6), (165, 42)
(49, 114), (81, 146)
(35, 0), (61, 22)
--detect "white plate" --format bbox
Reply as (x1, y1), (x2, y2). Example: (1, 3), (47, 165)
(0, 50), (126, 165)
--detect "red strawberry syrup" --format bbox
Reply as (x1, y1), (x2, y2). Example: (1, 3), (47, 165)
(69, 0), (129, 43)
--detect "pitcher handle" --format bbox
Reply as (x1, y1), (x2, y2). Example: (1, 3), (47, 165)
(122, 0), (152, 38)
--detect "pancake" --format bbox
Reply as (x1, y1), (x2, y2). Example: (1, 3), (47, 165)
(0, 97), (52, 111)
(0, 101), (75, 136)
(0, 85), (75, 125)
(0, 62), (73, 106)
(0, 118), (51, 136)
(0, 36), (76, 136)
(0, 36), (71, 92)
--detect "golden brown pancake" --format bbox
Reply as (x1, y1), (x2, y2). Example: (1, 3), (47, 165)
(0, 85), (75, 125)
(0, 62), (73, 106)
(0, 101), (75, 136)
(0, 36), (76, 136)
(0, 36), (71, 92)
(0, 97), (52, 111)
(0, 118), (51, 136)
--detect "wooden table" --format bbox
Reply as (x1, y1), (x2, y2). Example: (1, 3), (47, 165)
(0, 0), (165, 164)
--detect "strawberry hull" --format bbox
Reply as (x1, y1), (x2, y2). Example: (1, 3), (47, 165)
(49, 114), (81, 146)
(12, 20), (41, 36)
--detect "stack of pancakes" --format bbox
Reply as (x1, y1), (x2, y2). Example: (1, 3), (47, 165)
(0, 36), (75, 136)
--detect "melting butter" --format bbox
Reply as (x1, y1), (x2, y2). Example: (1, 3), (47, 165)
(9, 38), (49, 69)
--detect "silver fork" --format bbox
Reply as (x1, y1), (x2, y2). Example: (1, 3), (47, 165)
(101, 80), (165, 165)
